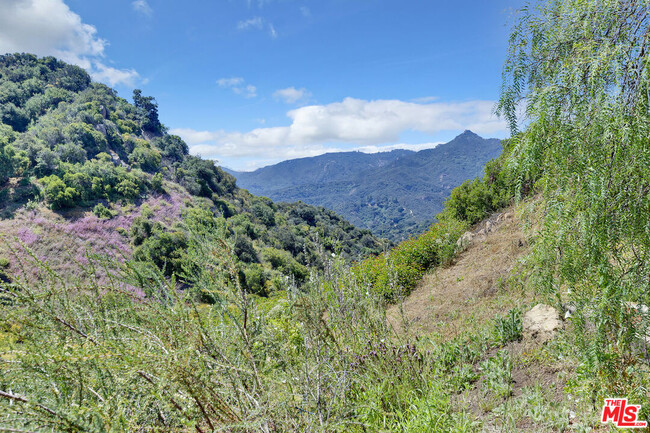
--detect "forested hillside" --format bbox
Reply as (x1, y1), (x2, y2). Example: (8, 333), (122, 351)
(2, 0), (650, 430)
(231, 130), (502, 240)
(0, 53), (388, 294)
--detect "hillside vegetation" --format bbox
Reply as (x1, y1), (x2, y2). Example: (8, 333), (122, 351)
(2, 0), (650, 431)
(0, 53), (388, 294)
(231, 130), (502, 241)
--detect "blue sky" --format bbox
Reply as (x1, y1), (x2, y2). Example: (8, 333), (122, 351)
(0, 0), (524, 170)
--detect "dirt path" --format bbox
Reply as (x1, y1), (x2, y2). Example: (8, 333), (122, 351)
(387, 206), (531, 339)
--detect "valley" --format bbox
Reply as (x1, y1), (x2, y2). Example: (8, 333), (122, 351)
(230, 130), (502, 241)
(1, 0), (650, 431)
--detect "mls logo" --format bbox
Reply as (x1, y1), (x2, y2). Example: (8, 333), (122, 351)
(601, 398), (648, 428)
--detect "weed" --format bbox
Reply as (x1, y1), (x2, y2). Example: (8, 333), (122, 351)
(480, 350), (513, 399)
(492, 308), (522, 347)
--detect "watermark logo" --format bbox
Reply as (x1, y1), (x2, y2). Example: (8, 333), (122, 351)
(601, 398), (647, 428)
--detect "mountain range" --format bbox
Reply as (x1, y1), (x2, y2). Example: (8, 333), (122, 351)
(228, 131), (503, 240)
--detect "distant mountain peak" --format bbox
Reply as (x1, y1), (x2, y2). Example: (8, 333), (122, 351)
(459, 130), (479, 138)
(232, 132), (503, 241)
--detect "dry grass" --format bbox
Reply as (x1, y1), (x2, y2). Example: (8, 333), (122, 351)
(385, 199), (612, 431)
(387, 205), (535, 340)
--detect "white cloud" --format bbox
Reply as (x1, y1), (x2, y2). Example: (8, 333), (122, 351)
(268, 23), (277, 39)
(91, 62), (140, 87)
(238, 84), (257, 98)
(247, 85), (258, 98)
(237, 17), (263, 30)
(171, 97), (508, 170)
(217, 77), (245, 87)
(132, 0), (152, 16)
(217, 77), (257, 98)
(355, 142), (443, 153)
(273, 86), (311, 104)
(0, 0), (142, 87)
(236, 16), (277, 38)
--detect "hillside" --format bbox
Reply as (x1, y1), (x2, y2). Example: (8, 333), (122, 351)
(230, 131), (502, 241)
(0, 53), (389, 293)
(383, 202), (610, 431)
(386, 205), (530, 339)
(3, 0), (650, 431)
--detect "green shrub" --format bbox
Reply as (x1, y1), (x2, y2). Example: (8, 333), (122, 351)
(40, 174), (78, 209)
(151, 172), (164, 193)
(353, 218), (466, 301)
(130, 215), (162, 246)
(212, 196), (235, 218)
(92, 202), (113, 219)
(129, 142), (161, 172)
(63, 122), (108, 158)
(442, 143), (514, 225)
(243, 263), (270, 296)
(262, 247), (290, 269)
(133, 230), (188, 277)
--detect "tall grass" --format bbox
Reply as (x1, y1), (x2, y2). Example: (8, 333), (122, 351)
(0, 230), (496, 432)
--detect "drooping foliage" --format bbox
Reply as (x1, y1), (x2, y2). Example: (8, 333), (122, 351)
(497, 0), (650, 402)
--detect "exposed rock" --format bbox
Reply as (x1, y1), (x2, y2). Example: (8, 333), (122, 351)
(523, 304), (562, 343)
(485, 221), (493, 232)
(456, 231), (473, 250)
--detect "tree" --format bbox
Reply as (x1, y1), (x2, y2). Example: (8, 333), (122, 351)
(41, 174), (78, 209)
(155, 134), (188, 162)
(133, 89), (163, 134)
(0, 103), (29, 132)
(497, 0), (650, 399)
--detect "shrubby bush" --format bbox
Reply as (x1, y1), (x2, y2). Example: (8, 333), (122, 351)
(354, 218), (467, 301)
(133, 230), (188, 277)
(92, 203), (113, 219)
(40, 174), (78, 209)
(442, 140), (515, 225)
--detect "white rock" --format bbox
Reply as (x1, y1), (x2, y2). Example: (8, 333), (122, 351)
(523, 304), (562, 343)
